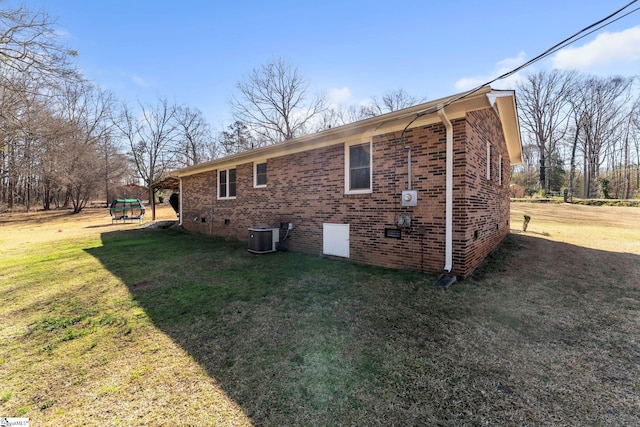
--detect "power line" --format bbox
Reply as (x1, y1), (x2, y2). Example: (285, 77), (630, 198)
(438, 0), (640, 111)
(542, 6), (640, 59)
(394, 1), (640, 137)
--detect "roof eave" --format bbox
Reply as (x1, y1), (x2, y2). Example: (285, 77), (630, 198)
(493, 92), (524, 165)
(172, 85), (524, 177)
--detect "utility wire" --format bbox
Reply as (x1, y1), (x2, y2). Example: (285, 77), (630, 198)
(395, 1), (640, 139)
(393, 0), (639, 210)
(436, 0), (640, 111)
(542, 6), (640, 59)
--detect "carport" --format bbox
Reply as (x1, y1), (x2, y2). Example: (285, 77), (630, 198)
(150, 176), (180, 220)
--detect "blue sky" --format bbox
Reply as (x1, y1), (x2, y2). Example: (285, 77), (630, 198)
(9, 0), (640, 130)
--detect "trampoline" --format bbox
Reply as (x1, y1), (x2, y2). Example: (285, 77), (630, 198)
(109, 198), (145, 223)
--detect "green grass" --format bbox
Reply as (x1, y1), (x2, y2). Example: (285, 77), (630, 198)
(1, 205), (640, 425)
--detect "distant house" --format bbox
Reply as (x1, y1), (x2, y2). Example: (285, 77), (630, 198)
(169, 86), (523, 278)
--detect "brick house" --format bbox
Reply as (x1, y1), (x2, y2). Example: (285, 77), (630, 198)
(170, 86), (522, 278)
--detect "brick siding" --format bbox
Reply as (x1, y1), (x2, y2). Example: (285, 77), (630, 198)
(180, 108), (511, 278)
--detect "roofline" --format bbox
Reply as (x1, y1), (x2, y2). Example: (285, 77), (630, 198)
(171, 85), (522, 177)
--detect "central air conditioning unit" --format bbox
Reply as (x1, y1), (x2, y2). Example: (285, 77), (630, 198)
(248, 226), (280, 254)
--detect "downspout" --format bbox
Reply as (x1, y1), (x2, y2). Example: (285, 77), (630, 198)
(437, 105), (453, 273)
(178, 177), (183, 226)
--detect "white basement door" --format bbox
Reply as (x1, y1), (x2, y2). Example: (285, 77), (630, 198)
(323, 223), (350, 258)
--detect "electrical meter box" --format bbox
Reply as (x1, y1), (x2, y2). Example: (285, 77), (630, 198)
(401, 190), (418, 207)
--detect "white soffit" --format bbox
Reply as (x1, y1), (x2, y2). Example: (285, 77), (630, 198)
(491, 92), (524, 166)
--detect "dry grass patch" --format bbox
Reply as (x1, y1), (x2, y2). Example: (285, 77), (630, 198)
(1, 202), (639, 425)
(511, 202), (640, 253)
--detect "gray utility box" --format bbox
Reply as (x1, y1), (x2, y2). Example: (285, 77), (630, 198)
(401, 190), (417, 207)
(248, 227), (280, 253)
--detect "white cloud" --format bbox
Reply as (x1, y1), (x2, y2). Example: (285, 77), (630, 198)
(454, 51), (528, 91)
(453, 26), (640, 91)
(454, 76), (486, 92)
(326, 86), (376, 111)
(131, 74), (149, 88)
(551, 26), (640, 71)
(328, 86), (352, 104)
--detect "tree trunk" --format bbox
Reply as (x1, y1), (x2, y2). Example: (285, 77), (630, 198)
(588, 152), (599, 199)
(569, 125), (580, 202)
(148, 186), (156, 221)
(583, 158), (588, 199)
(42, 178), (51, 210)
(64, 188), (72, 208)
(7, 142), (15, 210)
(623, 133), (630, 199)
(539, 149), (546, 190)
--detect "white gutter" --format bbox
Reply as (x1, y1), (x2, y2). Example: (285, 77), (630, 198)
(178, 178), (183, 226)
(437, 104), (453, 273)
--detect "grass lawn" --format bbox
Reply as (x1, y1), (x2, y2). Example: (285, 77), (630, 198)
(1, 203), (639, 425)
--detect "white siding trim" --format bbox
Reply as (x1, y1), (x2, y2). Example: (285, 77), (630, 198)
(344, 141), (372, 194)
(486, 142), (491, 180)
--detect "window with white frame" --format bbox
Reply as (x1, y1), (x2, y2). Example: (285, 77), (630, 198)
(499, 154), (503, 186)
(218, 168), (236, 199)
(345, 141), (372, 193)
(486, 142), (491, 180)
(254, 161), (267, 187)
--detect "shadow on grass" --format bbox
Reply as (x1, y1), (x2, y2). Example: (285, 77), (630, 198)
(85, 228), (640, 426)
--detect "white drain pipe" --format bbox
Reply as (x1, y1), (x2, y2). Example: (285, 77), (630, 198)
(437, 105), (453, 273)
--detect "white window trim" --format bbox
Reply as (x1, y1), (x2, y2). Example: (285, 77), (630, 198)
(486, 142), (491, 180)
(217, 167), (237, 200)
(344, 141), (372, 195)
(499, 154), (503, 186)
(253, 159), (267, 188)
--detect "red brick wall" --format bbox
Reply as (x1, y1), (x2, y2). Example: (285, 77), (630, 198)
(180, 171), (215, 235)
(180, 109), (512, 278)
(456, 109), (512, 277)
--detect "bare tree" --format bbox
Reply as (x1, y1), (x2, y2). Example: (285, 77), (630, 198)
(360, 88), (425, 118)
(0, 4), (79, 211)
(318, 104), (366, 130)
(217, 121), (254, 156)
(570, 75), (633, 198)
(617, 98), (637, 199)
(511, 140), (541, 191)
(632, 99), (640, 194)
(38, 113), (74, 210)
(55, 80), (115, 212)
(0, 78), (108, 213)
(0, 74), (26, 209)
(0, 5), (144, 212)
(230, 57), (327, 144)
(0, 74), (54, 210)
(61, 131), (104, 212)
(174, 105), (214, 167)
(113, 98), (179, 212)
(317, 89), (424, 131)
(516, 70), (576, 190)
(0, 4), (77, 84)
(98, 135), (129, 206)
